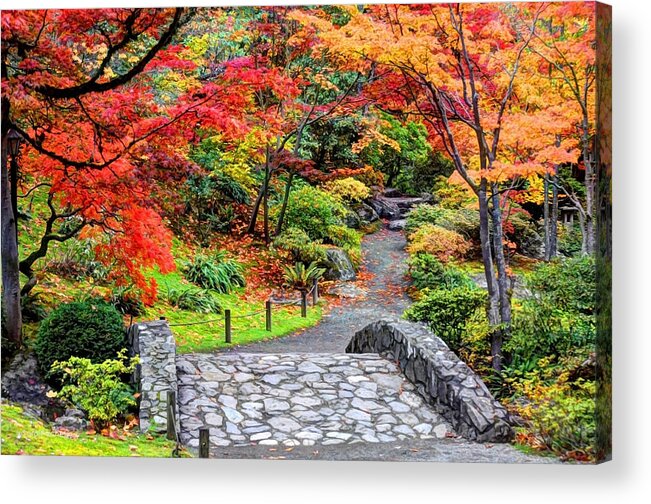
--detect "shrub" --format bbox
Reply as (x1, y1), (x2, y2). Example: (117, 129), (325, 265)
(353, 165), (384, 188)
(273, 227), (328, 265)
(407, 224), (472, 263)
(164, 287), (222, 314)
(436, 208), (481, 242)
(407, 253), (474, 291)
(322, 177), (371, 203)
(108, 287), (145, 317)
(34, 301), (126, 379)
(50, 350), (139, 428)
(275, 185), (347, 242)
(405, 287), (486, 352)
(404, 204), (444, 236)
(326, 225), (362, 251)
(282, 262), (326, 292)
(557, 224), (583, 257)
(433, 178), (473, 209)
(47, 239), (109, 282)
(506, 257), (596, 369)
(183, 250), (245, 293)
(509, 368), (596, 461)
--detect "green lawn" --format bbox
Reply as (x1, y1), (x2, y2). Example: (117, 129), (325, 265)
(1, 401), (189, 457)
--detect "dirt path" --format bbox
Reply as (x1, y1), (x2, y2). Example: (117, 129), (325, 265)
(221, 226), (411, 354)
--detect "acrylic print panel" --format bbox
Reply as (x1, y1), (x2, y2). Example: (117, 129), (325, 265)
(0, 2), (611, 464)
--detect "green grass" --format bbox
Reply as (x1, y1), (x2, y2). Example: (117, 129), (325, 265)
(1, 401), (189, 458)
(144, 266), (322, 353)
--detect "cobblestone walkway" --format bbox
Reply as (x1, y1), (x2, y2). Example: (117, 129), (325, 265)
(177, 352), (453, 450)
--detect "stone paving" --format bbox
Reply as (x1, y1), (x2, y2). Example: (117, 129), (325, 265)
(177, 352), (454, 450)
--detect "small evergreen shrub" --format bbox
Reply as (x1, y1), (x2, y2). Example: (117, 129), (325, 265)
(326, 224), (362, 251)
(407, 253), (474, 291)
(50, 350), (139, 428)
(183, 251), (245, 293)
(405, 287), (486, 352)
(276, 185), (347, 242)
(404, 204), (444, 236)
(34, 301), (126, 379)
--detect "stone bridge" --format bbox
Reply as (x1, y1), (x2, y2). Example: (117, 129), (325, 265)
(127, 318), (533, 462)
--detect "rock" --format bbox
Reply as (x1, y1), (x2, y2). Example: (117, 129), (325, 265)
(324, 248), (357, 281)
(388, 219), (406, 231)
(520, 229), (545, 260)
(353, 202), (379, 225)
(369, 197), (401, 220)
(344, 211), (362, 229)
(53, 411), (88, 432)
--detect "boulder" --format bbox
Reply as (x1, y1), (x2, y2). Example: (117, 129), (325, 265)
(369, 197), (401, 220)
(355, 203), (379, 224)
(344, 210), (362, 229)
(324, 248), (356, 281)
(54, 409), (89, 432)
(519, 229), (545, 259)
(388, 219), (407, 231)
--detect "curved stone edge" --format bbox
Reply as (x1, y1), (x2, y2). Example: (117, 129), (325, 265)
(345, 318), (513, 442)
(128, 320), (178, 434)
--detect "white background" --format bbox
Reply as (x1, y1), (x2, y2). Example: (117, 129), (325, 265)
(1, 0), (649, 502)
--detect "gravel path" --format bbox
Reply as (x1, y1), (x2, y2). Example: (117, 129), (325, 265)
(221, 227), (411, 354)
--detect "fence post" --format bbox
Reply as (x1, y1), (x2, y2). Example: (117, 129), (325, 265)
(301, 291), (307, 318)
(265, 300), (272, 331)
(312, 278), (319, 306)
(166, 390), (177, 441)
(199, 428), (210, 458)
(225, 309), (232, 343)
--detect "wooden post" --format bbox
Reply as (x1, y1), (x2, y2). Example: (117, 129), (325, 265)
(312, 278), (319, 305)
(301, 291), (307, 318)
(225, 309), (232, 343)
(166, 390), (176, 441)
(199, 428), (210, 458)
(265, 300), (272, 331)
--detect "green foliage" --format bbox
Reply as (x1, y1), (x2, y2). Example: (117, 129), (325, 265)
(407, 253), (474, 291)
(108, 287), (145, 317)
(34, 301), (126, 380)
(326, 224), (362, 250)
(404, 204), (445, 236)
(21, 292), (48, 322)
(395, 152), (454, 196)
(47, 239), (109, 282)
(282, 262), (326, 292)
(433, 177), (473, 209)
(275, 184), (347, 242)
(509, 366), (596, 461)
(183, 251), (246, 293)
(557, 224), (583, 257)
(322, 177), (371, 203)
(405, 287), (486, 352)
(507, 257), (596, 370)
(273, 227), (328, 265)
(527, 256), (595, 315)
(50, 350), (139, 428)
(164, 287), (222, 314)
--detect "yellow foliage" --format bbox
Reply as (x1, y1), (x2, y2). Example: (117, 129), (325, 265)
(407, 224), (471, 263)
(321, 177), (371, 203)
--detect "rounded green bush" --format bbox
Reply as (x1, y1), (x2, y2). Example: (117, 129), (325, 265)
(34, 301), (126, 379)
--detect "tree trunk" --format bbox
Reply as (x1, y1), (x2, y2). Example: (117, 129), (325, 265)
(1, 129), (23, 346)
(263, 147), (270, 245)
(543, 173), (551, 260)
(582, 118), (596, 255)
(275, 171), (294, 237)
(549, 166), (559, 258)
(490, 183), (512, 371)
(478, 179), (502, 371)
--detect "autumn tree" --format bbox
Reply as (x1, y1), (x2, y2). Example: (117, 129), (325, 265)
(293, 3), (591, 370)
(0, 8), (223, 344)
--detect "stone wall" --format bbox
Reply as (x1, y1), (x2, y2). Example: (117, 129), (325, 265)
(346, 319), (513, 442)
(128, 320), (178, 434)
